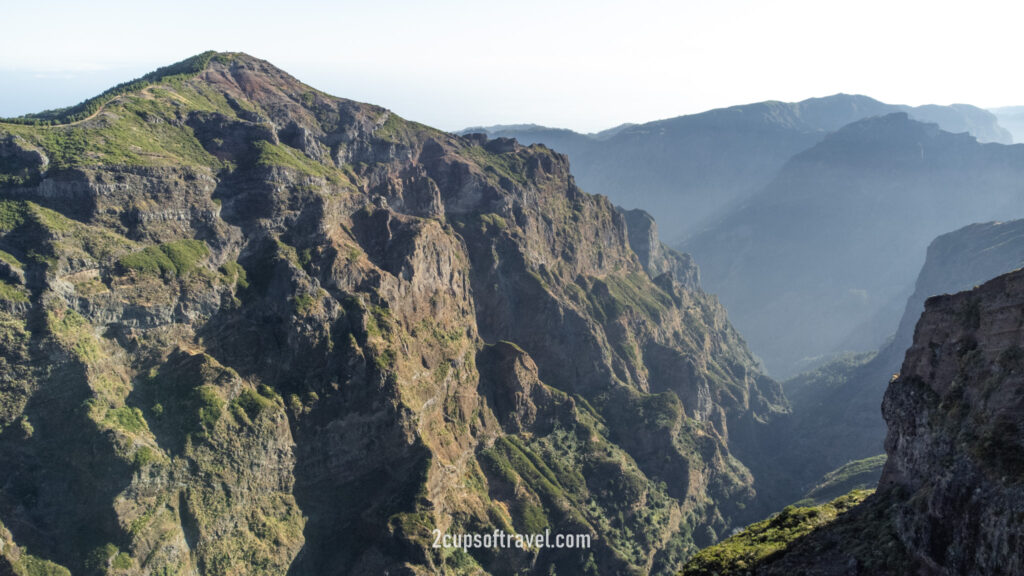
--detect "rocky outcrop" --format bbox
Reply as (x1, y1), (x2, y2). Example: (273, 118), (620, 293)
(686, 268), (1024, 575)
(758, 219), (1024, 509)
(620, 208), (700, 291)
(880, 268), (1024, 575)
(890, 219), (1024, 364)
(0, 52), (785, 576)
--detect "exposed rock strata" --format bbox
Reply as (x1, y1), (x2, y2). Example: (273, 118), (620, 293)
(0, 52), (785, 576)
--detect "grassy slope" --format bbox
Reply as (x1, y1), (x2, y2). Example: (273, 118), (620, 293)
(679, 490), (872, 576)
(793, 454), (886, 507)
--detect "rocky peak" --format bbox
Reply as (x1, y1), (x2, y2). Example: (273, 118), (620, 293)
(619, 207), (700, 291)
(0, 53), (785, 575)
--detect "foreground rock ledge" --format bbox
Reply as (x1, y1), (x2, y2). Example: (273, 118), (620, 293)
(682, 267), (1024, 576)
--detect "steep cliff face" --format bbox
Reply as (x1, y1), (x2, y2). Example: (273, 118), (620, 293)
(681, 267), (1024, 575)
(889, 219), (1024, 363)
(0, 52), (785, 575)
(618, 208), (700, 292)
(760, 219), (1024, 507)
(880, 268), (1024, 575)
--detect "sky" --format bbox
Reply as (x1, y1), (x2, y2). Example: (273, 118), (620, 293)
(0, 0), (1021, 133)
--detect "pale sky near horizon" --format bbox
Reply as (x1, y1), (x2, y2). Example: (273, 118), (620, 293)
(1, 0), (1020, 133)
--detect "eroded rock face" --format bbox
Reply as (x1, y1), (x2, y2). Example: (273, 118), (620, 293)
(0, 52), (785, 576)
(620, 208), (700, 291)
(758, 218), (1024, 511)
(706, 269), (1024, 575)
(880, 268), (1024, 575)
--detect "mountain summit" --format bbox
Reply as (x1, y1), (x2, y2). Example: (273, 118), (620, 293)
(0, 52), (786, 576)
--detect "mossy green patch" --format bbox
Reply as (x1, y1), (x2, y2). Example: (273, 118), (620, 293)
(293, 293), (315, 315)
(132, 446), (159, 469)
(112, 552), (133, 570)
(46, 308), (101, 363)
(18, 555), (72, 576)
(0, 200), (29, 232)
(233, 388), (274, 423)
(84, 543), (121, 575)
(601, 272), (673, 320)
(373, 113), (407, 143)
(219, 260), (249, 289)
(103, 406), (150, 435)
(459, 145), (529, 186)
(795, 455), (886, 506)
(0, 200), (135, 268)
(194, 385), (224, 436)
(680, 490), (873, 576)
(25, 202), (72, 232)
(373, 348), (397, 372)
(480, 213), (508, 232)
(117, 239), (209, 278)
(0, 139), (44, 187)
(479, 436), (573, 533)
(0, 312), (32, 430)
(160, 238), (209, 275)
(371, 112), (446, 146)
(250, 140), (346, 184)
(0, 279), (28, 302)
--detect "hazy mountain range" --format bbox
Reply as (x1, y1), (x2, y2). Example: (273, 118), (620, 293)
(684, 113), (1024, 376)
(468, 98), (1023, 377)
(769, 218), (1024, 503)
(990, 105), (1024, 143)
(463, 94), (1011, 244)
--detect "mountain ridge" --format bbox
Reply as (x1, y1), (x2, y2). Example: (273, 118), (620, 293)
(462, 94), (1012, 247)
(684, 112), (1024, 377)
(0, 51), (787, 576)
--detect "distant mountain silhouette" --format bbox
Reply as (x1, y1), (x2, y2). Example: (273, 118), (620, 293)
(463, 94), (1012, 242)
(786, 218), (1024, 491)
(683, 113), (1024, 377)
(990, 105), (1024, 143)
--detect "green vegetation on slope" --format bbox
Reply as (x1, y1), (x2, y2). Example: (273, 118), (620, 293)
(2, 89), (224, 170)
(0, 279), (28, 302)
(250, 140), (347, 184)
(0, 521), (72, 576)
(793, 454), (886, 507)
(117, 239), (209, 278)
(0, 248), (22, 267)
(782, 352), (875, 405)
(1, 52), (217, 126)
(680, 490), (872, 576)
(459, 144), (530, 186)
